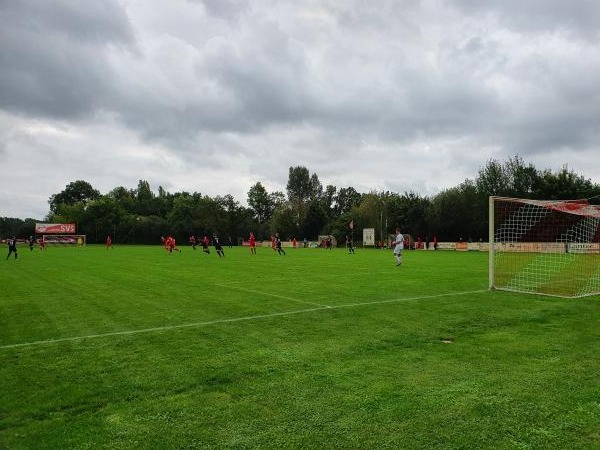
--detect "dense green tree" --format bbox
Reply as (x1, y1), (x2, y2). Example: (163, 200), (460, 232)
(247, 182), (273, 224)
(270, 191), (286, 206)
(322, 185), (337, 216)
(0, 217), (36, 239)
(117, 214), (162, 244)
(387, 191), (431, 241)
(428, 180), (484, 241)
(304, 200), (328, 239)
(535, 166), (598, 200)
(334, 187), (362, 217)
(327, 213), (355, 243)
(167, 193), (199, 234)
(137, 215), (168, 244)
(84, 196), (126, 243)
(309, 173), (323, 201)
(473, 155), (599, 201)
(14, 156), (595, 246)
(215, 194), (249, 242)
(156, 186), (175, 218)
(270, 203), (297, 239)
(286, 166), (312, 203)
(350, 193), (381, 240)
(475, 159), (509, 198)
(505, 155), (539, 197)
(49, 180), (100, 214)
(108, 186), (136, 213)
(286, 166), (323, 236)
(134, 180), (157, 216)
(47, 202), (86, 228)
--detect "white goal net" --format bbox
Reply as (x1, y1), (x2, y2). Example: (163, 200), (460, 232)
(489, 196), (600, 298)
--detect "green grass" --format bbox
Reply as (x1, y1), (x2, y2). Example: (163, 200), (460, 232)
(1, 244), (599, 449)
(495, 252), (600, 297)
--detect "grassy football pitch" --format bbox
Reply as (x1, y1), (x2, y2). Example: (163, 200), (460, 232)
(1, 244), (599, 449)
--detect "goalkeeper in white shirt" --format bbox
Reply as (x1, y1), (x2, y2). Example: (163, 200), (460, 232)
(391, 227), (404, 266)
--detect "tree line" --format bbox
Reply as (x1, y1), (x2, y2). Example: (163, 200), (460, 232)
(2, 156), (599, 245)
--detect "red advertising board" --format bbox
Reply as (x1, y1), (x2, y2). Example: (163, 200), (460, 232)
(35, 223), (77, 234)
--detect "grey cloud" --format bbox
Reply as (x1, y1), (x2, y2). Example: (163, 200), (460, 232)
(196, 0), (250, 21)
(202, 23), (312, 127)
(2, 0), (600, 219)
(102, 14), (315, 146)
(0, 0), (135, 119)
(450, 0), (600, 40)
(1, 0), (134, 45)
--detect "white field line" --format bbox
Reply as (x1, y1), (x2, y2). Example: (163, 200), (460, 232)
(0, 289), (488, 350)
(214, 283), (331, 308)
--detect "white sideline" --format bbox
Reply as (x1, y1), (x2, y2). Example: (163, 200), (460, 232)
(0, 289), (488, 350)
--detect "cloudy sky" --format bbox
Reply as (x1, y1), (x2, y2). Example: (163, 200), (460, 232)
(1, 0), (600, 219)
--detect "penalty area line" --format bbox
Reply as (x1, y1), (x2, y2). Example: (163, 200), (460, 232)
(0, 289), (488, 350)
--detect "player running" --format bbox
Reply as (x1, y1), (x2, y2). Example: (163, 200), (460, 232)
(160, 236), (170, 253)
(213, 234), (225, 257)
(201, 235), (211, 254)
(166, 235), (181, 254)
(6, 237), (17, 260)
(275, 234), (286, 256)
(270, 235), (277, 253)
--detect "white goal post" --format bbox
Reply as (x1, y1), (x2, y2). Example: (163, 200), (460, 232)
(489, 196), (600, 298)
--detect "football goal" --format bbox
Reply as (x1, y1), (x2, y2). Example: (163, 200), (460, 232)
(489, 196), (600, 298)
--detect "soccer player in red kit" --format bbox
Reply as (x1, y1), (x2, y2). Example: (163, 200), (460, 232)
(166, 235), (181, 254)
(201, 235), (210, 254)
(160, 236), (169, 253)
(270, 235), (277, 252)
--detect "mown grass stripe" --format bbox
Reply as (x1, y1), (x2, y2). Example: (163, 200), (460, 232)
(0, 289), (487, 350)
